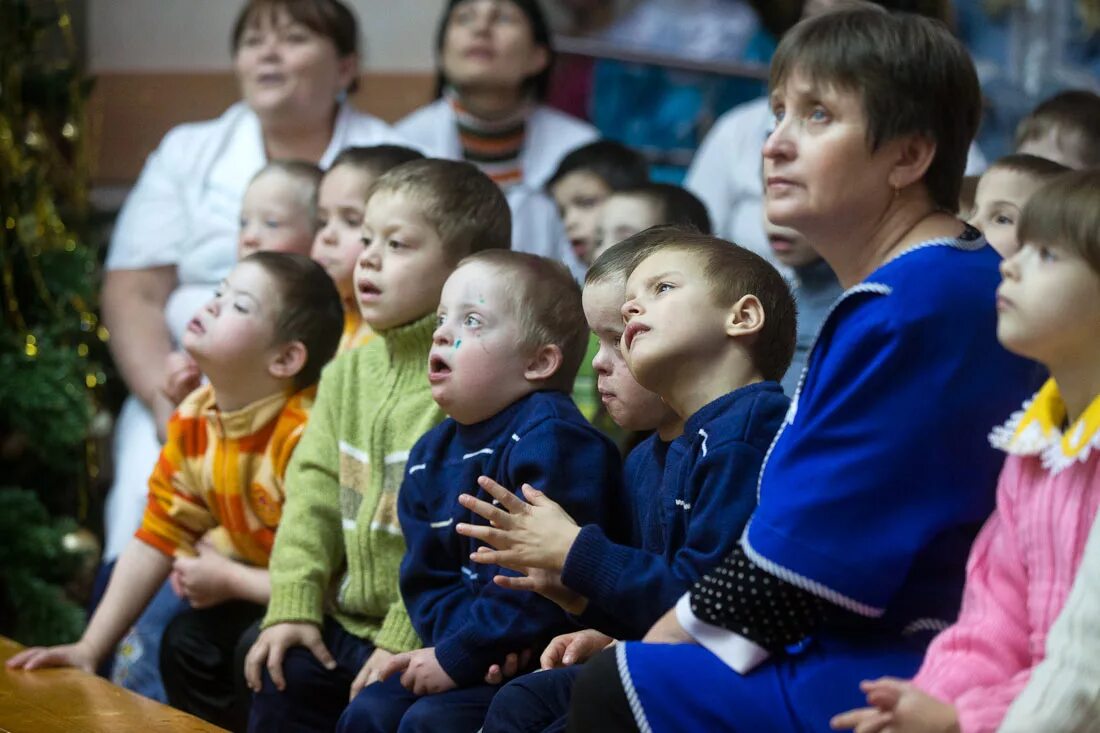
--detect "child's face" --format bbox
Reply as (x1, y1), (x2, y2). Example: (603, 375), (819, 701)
(997, 240), (1100, 367)
(356, 190), (452, 331)
(764, 216), (819, 268)
(968, 167), (1046, 258)
(1017, 127), (1085, 170)
(593, 194), (661, 262)
(238, 171), (315, 260)
(621, 249), (732, 395)
(429, 261), (537, 424)
(312, 164), (374, 300)
(182, 260), (280, 373)
(441, 0), (548, 94)
(550, 171), (612, 265)
(582, 278), (676, 432)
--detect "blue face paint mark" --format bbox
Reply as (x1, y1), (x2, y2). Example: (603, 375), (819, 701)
(456, 339), (462, 350)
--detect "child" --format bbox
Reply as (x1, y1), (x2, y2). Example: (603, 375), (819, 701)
(335, 251), (623, 733)
(466, 228), (795, 733)
(763, 215), (842, 395)
(967, 154), (1069, 258)
(546, 140), (650, 266)
(243, 159), (513, 733)
(311, 145), (425, 353)
(8, 253), (344, 730)
(1014, 89), (1100, 170)
(593, 183), (712, 261)
(163, 160), (324, 408)
(831, 170), (1100, 733)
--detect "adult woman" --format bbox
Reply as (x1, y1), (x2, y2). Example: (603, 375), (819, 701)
(101, 0), (402, 570)
(568, 7), (1038, 732)
(396, 0), (597, 268)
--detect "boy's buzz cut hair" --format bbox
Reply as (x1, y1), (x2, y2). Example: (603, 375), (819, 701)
(989, 153), (1071, 181)
(367, 159), (512, 262)
(459, 250), (589, 393)
(1019, 170), (1100, 277)
(243, 251), (344, 389)
(546, 140), (650, 192)
(1015, 90), (1100, 169)
(613, 183), (713, 235)
(251, 160), (324, 224)
(619, 226), (797, 383)
(329, 144), (425, 180)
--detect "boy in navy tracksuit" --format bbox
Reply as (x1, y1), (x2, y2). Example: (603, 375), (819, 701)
(335, 251), (621, 733)
(464, 228), (797, 733)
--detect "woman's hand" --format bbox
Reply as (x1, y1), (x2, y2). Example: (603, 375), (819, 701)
(349, 647), (395, 700)
(830, 678), (960, 733)
(643, 607), (696, 644)
(456, 476), (581, 572)
(540, 629), (614, 669)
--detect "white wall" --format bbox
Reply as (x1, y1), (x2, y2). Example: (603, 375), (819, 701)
(88, 0), (446, 72)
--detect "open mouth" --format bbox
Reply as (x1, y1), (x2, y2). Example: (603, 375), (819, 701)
(256, 72), (286, 85)
(428, 354), (452, 382)
(186, 317), (205, 336)
(358, 279), (381, 301)
(622, 321), (650, 350)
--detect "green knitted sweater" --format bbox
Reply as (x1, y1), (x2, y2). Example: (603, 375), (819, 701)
(262, 314), (444, 652)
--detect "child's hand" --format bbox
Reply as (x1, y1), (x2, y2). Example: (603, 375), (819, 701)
(244, 622), (336, 692)
(380, 647), (457, 696)
(486, 561), (587, 614)
(456, 476), (581, 572)
(540, 629), (614, 669)
(830, 678), (961, 733)
(6, 640), (98, 673)
(483, 649), (533, 685)
(643, 607), (696, 644)
(172, 541), (236, 608)
(162, 350), (201, 406)
(349, 647), (394, 700)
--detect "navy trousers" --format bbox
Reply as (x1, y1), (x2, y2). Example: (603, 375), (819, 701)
(336, 674), (499, 733)
(481, 666), (580, 733)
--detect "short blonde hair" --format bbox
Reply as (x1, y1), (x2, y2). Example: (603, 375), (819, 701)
(459, 250), (589, 392)
(1018, 170), (1100, 276)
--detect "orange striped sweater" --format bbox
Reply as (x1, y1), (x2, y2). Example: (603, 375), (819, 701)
(135, 383), (315, 567)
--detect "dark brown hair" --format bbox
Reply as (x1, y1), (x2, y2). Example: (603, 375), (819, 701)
(547, 140), (650, 193)
(460, 250), (589, 392)
(232, 0), (360, 93)
(329, 145), (426, 180)
(613, 184), (712, 235)
(618, 226), (797, 383)
(367, 159), (512, 262)
(1018, 170), (1100, 277)
(769, 4), (981, 212)
(1015, 90), (1100, 169)
(244, 251), (344, 389)
(988, 153), (1071, 180)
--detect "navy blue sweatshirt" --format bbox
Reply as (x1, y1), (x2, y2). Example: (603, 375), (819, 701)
(561, 382), (789, 639)
(397, 390), (622, 686)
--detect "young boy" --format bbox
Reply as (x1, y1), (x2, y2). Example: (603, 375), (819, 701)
(243, 159), (513, 733)
(465, 228), (795, 733)
(335, 251), (623, 733)
(968, 153), (1070, 258)
(8, 253), (344, 725)
(593, 182), (712, 261)
(763, 215), (843, 395)
(1014, 89), (1100, 170)
(546, 140), (650, 267)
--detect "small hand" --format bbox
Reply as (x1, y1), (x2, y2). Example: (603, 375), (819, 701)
(830, 678), (960, 733)
(456, 476), (580, 572)
(540, 629), (614, 669)
(349, 647), (395, 700)
(172, 541), (237, 608)
(484, 649), (533, 685)
(6, 641), (98, 673)
(162, 350), (202, 406)
(380, 647), (457, 696)
(642, 606), (695, 644)
(244, 622), (336, 692)
(486, 560), (587, 614)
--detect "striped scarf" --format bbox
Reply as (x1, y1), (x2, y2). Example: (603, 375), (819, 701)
(447, 88), (529, 189)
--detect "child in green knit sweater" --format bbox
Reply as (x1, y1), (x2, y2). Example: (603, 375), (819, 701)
(244, 159), (513, 733)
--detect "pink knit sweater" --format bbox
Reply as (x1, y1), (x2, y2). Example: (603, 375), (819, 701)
(913, 382), (1100, 733)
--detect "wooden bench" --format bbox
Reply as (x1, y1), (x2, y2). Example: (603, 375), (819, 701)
(0, 636), (227, 732)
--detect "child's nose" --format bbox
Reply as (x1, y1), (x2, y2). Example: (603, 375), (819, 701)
(358, 241), (381, 269)
(621, 299), (641, 321)
(432, 322), (452, 345)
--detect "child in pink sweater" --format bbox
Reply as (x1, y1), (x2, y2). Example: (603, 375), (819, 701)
(832, 170), (1100, 733)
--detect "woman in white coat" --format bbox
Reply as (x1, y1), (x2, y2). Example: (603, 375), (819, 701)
(397, 0), (597, 271)
(101, 0), (402, 573)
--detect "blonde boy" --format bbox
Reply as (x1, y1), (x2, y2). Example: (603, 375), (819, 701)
(968, 153), (1069, 258)
(244, 160), (512, 732)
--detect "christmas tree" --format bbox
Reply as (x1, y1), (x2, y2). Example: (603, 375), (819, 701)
(0, 0), (108, 645)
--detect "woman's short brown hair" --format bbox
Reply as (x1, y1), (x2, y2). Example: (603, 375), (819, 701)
(1018, 170), (1100, 277)
(232, 0), (360, 93)
(770, 4), (980, 212)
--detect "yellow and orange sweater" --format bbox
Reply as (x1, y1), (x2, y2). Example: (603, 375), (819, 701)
(135, 384), (314, 567)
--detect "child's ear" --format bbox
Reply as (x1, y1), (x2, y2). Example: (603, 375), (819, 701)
(888, 133), (937, 192)
(725, 295), (765, 338)
(268, 340), (308, 382)
(525, 44), (551, 79)
(524, 344), (563, 383)
(337, 53), (360, 97)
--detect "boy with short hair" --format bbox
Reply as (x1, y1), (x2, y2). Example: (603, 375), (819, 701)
(244, 159), (513, 733)
(335, 251), (623, 733)
(8, 253), (344, 717)
(593, 183), (712, 261)
(968, 153), (1070, 258)
(1015, 89), (1100, 170)
(467, 228), (795, 733)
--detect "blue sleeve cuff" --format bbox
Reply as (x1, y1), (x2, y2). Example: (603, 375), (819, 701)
(561, 524), (628, 604)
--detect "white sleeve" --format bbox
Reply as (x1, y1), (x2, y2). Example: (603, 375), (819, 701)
(684, 118), (738, 238)
(675, 592), (771, 674)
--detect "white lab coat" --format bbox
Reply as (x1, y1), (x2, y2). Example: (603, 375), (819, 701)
(103, 101), (403, 561)
(397, 98), (598, 277)
(685, 96), (989, 274)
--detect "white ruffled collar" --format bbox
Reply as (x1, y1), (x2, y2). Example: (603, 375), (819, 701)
(989, 379), (1100, 475)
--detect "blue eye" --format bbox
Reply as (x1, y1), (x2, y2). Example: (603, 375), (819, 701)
(436, 314), (446, 327)
(464, 314), (483, 328)
(809, 107), (829, 122)
(656, 282), (673, 294)
(993, 214), (1014, 226)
